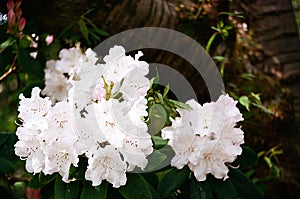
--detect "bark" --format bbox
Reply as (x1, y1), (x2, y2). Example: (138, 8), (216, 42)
(239, 0), (300, 196)
(240, 0), (300, 131)
(18, 0), (210, 103)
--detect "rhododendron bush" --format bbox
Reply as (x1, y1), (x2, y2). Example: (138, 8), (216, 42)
(0, 1), (263, 198)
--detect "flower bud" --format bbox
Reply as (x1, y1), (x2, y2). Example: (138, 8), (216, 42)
(15, 0), (22, 9)
(18, 17), (26, 31)
(16, 8), (22, 19)
(7, 9), (16, 28)
(6, 0), (14, 10)
(45, 35), (54, 46)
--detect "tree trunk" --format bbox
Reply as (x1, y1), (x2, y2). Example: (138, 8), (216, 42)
(240, 0), (300, 197)
(18, 0), (210, 103)
(240, 0), (300, 131)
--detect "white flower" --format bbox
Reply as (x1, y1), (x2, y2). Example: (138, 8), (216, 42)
(101, 46), (149, 85)
(15, 90), (79, 182)
(14, 127), (45, 174)
(18, 87), (52, 130)
(119, 68), (150, 103)
(55, 47), (84, 75)
(42, 60), (72, 102)
(162, 94), (244, 181)
(85, 145), (127, 188)
(43, 141), (78, 182)
(40, 101), (79, 182)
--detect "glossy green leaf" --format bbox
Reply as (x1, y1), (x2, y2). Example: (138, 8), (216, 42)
(80, 182), (107, 199)
(148, 104), (167, 135)
(143, 150), (168, 172)
(30, 173), (56, 189)
(212, 178), (238, 199)
(18, 48), (44, 79)
(54, 176), (79, 199)
(79, 19), (90, 44)
(0, 132), (10, 147)
(0, 46), (14, 75)
(229, 169), (263, 199)
(239, 96), (250, 111)
(234, 146), (258, 170)
(190, 177), (213, 199)
(157, 167), (189, 197)
(163, 84), (169, 98)
(69, 156), (88, 181)
(0, 157), (14, 174)
(167, 99), (192, 110)
(152, 135), (168, 149)
(18, 37), (32, 48)
(118, 173), (152, 199)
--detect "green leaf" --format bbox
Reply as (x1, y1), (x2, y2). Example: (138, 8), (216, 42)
(0, 46), (14, 75)
(152, 135), (168, 149)
(79, 19), (90, 44)
(167, 99), (192, 110)
(0, 132), (11, 147)
(234, 146), (258, 170)
(157, 167), (190, 197)
(54, 176), (79, 199)
(0, 133), (18, 163)
(0, 37), (15, 49)
(142, 173), (159, 188)
(80, 182), (107, 199)
(251, 103), (273, 115)
(18, 48), (44, 79)
(69, 156), (88, 181)
(30, 173), (56, 189)
(229, 169), (263, 199)
(150, 69), (159, 89)
(163, 84), (169, 98)
(143, 150), (168, 172)
(57, 21), (76, 39)
(118, 173), (152, 199)
(212, 178), (238, 199)
(148, 104), (167, 135)
(18, 37), (32, 48)
(83, 17), (109, 36)
(239, 96), (250, 111)
(190, 177), (213, 199)
(0, 157), (14, 174)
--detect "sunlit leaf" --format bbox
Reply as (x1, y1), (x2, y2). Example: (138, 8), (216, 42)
(239, 96), (250, 111)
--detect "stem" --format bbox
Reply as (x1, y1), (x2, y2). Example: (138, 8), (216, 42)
(193, 0), (207, 20)
(205, 32), (218, 52)
(0, 56), (17, 81)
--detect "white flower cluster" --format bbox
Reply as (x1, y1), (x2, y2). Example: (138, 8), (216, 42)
(161, 95), (244, 181)
(15, 46), (152, 188)
(15, 45), (245, 188)
(15, 88), (78, 182)
(42, 47), (84, 102)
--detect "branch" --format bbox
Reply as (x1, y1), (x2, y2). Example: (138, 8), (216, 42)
(0, 56), (17, 81)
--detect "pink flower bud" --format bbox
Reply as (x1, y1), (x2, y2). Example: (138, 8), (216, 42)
(93, 84), (107, 101)
(15, 0), (22, 8)
(7, 9), (16, 28)
(16, 8), (22, 19)
(45, 35), (54, 46)
(18, 17), (26, 31)
(6, 0), (14, 10)
(26, 188), (41, 199)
